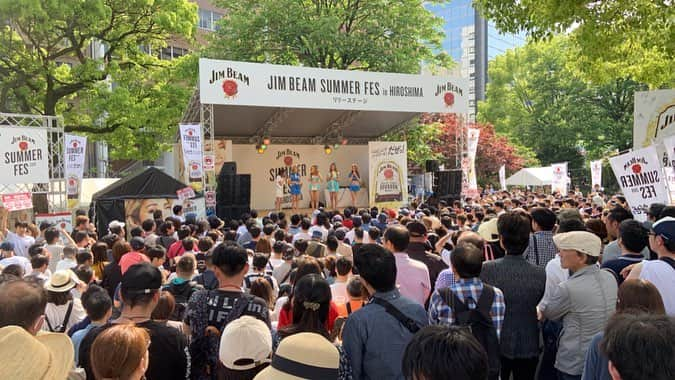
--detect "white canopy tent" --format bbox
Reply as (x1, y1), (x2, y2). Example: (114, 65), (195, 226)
(506, 167), (553, 187)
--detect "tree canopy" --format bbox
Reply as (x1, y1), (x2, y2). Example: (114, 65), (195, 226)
(0, 0), (198, 159)
(474, 0), (674, 88)
(207, 0), (452, 73)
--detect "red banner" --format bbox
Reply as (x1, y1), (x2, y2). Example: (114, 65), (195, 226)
(1, 192), (33, 211)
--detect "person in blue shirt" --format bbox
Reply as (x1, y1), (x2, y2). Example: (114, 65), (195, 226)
(71, 285), (112, 366)
(601, 220), (648, 285)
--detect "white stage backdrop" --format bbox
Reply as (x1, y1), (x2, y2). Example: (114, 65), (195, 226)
(199, 59), (469, 114)
(231, 144), (369, 210)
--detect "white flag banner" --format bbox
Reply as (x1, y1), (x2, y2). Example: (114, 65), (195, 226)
(179, 124), (204, 186)
(64, 134), (87, 197)
(590, 160), (602, 190)
(663, 135), (675, 167)
(551, 162), (568, 194)
(609, 146), (669, 222)
(664, 167), (675, 204)
(499, 165), (506, 190)
(0, 127), (49, 185)
(466, 128), (480, 193)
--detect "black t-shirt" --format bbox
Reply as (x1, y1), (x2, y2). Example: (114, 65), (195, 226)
(79, 320), (190, 380)
(185, 289), (269, 331)
(601, 254), (644, 285)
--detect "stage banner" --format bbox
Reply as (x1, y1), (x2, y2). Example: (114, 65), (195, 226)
(35, 212), (73, 232)
(591, 160), (603, 189)
(551, 162), (568, 194)
(0, 127), (49, 185)
(499, 165), (506, 190)
(368, 141), (408, 209)
(634, 89), (675, 149)
(610, 146), (669, 222)
(1, 193), (33, 211)
(64, 134), (87, 207)
(179, 124), (204, 192)
(199, 59), (469, 114)
(467, 128), (480, 193)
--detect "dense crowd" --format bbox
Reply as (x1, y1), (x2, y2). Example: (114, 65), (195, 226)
(0, 189), (674, 380)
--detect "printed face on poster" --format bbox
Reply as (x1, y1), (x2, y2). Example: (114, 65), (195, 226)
(0, 127), (49, 185)
(368, 142), (408, 209)
(35, 212), (73, 232)
(124, 198), (205, 228)
(609, 146), (669, 222)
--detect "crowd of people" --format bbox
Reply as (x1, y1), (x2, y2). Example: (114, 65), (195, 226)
(0, 188), (674, 380)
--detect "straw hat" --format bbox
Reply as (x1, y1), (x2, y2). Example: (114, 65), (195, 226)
(253, 332), (339, 380)
(0, 326), (74, 379)
(44, 270), (77, 293)
(477, 218), (499, 242)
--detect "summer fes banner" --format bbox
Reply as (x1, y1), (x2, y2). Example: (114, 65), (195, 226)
(179, 124), (204, 192)
(368, 141), (408, 209)
(65, 134), (87, 208)
(610, 146), (669, 222)
(0, 127), (49, 185)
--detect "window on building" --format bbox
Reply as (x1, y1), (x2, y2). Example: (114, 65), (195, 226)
(159, 46), (190, 60)
(198, 8), (223, 31)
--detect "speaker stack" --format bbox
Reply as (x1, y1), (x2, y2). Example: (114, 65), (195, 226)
(216, 162), (251, 221)
(433, 170), (462, 199)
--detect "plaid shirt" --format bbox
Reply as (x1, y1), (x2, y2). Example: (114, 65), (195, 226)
(523, 231), (558, 267)
(435, 267), (457, 290)
(428, 277), (505, 338)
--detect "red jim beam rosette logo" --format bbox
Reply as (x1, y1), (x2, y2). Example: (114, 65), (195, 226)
(444, 92), (455, 107)
(222, 80), (238, 98)
(191, 163), (199, 171)
(68, 178), (77, 186)
(72, 141), (78, 148)
(631, 164), (642, 174)
(384, 168), (394, 179)
(18, 140), (28, 151)
(284, 156), (293, 166)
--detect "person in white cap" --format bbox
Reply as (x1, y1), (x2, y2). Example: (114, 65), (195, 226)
(219, 316), (272, 378)
(540, 231), (617, 380)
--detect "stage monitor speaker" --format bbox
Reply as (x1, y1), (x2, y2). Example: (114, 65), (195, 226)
(219, 162), (237, 177)
(216, 174), (235, 205)
(425, 160), (440, 173)
(234, 174), (251, 206)
(433, 170), (462, 197)
(216, 205), (251, 221)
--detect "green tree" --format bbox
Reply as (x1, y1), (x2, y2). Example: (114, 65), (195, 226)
(207, 0), (452, 73)
(384, 121), (443, 166)
(474, 0), (674, 88)
(478, 36), (642, 171)
(0, 0), (198, 159)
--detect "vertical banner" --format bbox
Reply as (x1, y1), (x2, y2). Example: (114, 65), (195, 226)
(179, 124), (204, 192)
(551, 162), (568, 194)
(590, 160), (603, 190)
(663, 135), (675, 167)
(609, 146), (669, 222)
(499, 165), (506, 190)
(64, 134), (87, 208)
(368, 141), (408, 209)
(0, 127), (49, 185)
(664, 167), (675, 204)
(466, 128), (480, 195)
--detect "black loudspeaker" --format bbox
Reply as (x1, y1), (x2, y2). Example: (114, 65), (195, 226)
(433, 170), (462, 197)
(234, 174), (251, 206)
(425, 160), (440, 173)
(217, 174), (235, 205)
(217, 205), (251, 221)
(219, 162), (237, 177)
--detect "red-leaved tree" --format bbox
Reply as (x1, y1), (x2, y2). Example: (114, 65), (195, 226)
(422, 113), (529, 186)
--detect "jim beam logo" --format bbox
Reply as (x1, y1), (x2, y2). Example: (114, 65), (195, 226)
(6, 134), (43, 176)
(374, 161), (403, 203)
(434, 81), (463, 108)
(620, 156), (659, 188)
(209, 67), (250, 99)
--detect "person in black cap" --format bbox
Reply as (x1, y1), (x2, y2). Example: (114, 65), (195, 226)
(78, 262), (190, 380)
(405, 221), (448, 298)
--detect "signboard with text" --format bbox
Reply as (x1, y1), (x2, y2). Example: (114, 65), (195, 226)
(0, 127), (49, 185)
(368, 141), (408, 209)
(1, 192), (33, 211)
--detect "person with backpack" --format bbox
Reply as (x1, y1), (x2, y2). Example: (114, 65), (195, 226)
(341, 243), (429, 380)
(428, 243), (505, 380)
(163, 255), (203, 321)
(243, 253), (278, 295)
(184, 244), (270, 380)
(43, 270), (86, 333)
(480, 211), (546, 380)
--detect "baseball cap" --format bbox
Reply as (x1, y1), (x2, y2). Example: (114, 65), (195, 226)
(334, 228), (347, 241)
(399, 208), (411, 216)
(108, 220), (125, 230)
(219, 316), (272, 371)
(311, 230), (323, 240)
(121, 262), (162, 294)
(129, 236), (146, 250)
(406, 221), (427, 238)
(553, 231), (602, 257)
(332, 215), (343, 223)
(650, 216), (675, 241)
(0, 241), (14, 251)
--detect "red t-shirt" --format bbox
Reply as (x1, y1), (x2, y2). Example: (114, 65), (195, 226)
(342, 219), (354, 229)
(277, 300), (340, 332)
(166, 241), (185, 260)
(119, 251), (150, 274)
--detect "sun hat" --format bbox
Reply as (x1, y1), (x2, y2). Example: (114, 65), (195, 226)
(44, 270), (78, 293)
(219, 316), (272, 371)
(553, 231), (602, 257)
(477, 218), (499, 242)
(253, 332), (339, 380)
(121, 262), (162, 294)
(0, 326), (74, 379)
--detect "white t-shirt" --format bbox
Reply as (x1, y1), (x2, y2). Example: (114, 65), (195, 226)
(45, 244), (64, 273)
(275, 176), (285, 197)
(42, 298), (86, 332)
(292, 231), (311, 243)
(56, 258), (78, 272)
(0, 256), (32, 275)
(330, 280), (349, 303)
(5, 231), (35, 258)
(308, 226), (328, 242)
(640, 260), (675, 316)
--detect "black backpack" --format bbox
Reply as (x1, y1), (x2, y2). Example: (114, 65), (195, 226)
(244, 273), (275, 289)
(440, 285), (501, 380)
(164, 281), (202, 321)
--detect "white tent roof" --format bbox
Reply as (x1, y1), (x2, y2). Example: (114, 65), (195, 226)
(506, 167), (552, 186)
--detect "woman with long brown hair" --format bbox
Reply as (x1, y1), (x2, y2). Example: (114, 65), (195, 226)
(90, 324), (150, 380)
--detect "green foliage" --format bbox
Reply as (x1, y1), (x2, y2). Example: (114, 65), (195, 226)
(474, 0), (674, 88)
(0, 0), (198, 160)
(207, 0), (453, 73)
(478, 36), (644, 171)
(384, 121), (442, 166)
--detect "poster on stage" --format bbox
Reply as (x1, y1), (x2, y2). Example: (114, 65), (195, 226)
(0, 127), (49, 185)
(591, 160), (603, 189)
(176, 187), (196, 201)
(551, 162), (568, 194)
(1, 193), (33, 211)
(368, 141), (408, 209)
(64, 134), (87, 207)
(124, 198), (205, 228)
(634, 89), (675, 149)
(499, 165), (506, 190)
(35, 212), (73, 232)
(179, 124), (204, 192)
(199, 59), (469, 114)
(610, 146), (669, 222)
